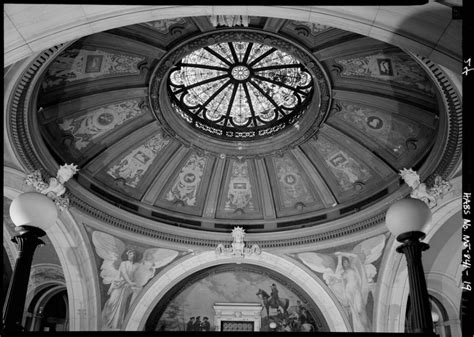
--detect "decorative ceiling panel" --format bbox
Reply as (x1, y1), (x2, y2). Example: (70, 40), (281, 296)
(301, 126), (395, 203)
(40, 48), (145, 90)
(326, 100), (438, 170)
(333, 50), (436, 96)
(215, 159), (263, 220)
(155, 151), (214, 216)
(265, 153), (325, 217)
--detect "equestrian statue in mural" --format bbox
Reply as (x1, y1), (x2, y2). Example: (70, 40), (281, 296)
(256, 283), (290, 317)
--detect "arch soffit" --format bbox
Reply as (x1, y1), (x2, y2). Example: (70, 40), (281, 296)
(31, 285), (68, 315)
(4, 5), (459, 71)
(2, 167), (101, 331)
(124, 251), (350, 332)
(374, 178), (462, 332)
(26, 263), (66, 306)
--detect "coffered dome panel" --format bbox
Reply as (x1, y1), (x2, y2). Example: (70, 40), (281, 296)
(22, 16), (456, 233)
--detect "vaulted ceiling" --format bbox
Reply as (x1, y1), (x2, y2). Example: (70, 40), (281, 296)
(11, 15), (460, 235)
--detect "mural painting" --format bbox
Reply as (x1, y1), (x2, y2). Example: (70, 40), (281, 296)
(58, 99), (145, 151)
(155, 270), (319, 332)
(42, 48), (144, 89)
(273, 154), (315, 208)
(142, 18), (187, 34)
(296, 234), (386, 332)
(335, 52), (435, 95)
(106, 131), (170, 188)
(224, 160), (255, 213)
(165, 153), (208, 206)
(91, 231), (179, 330)
(315, 136), (372, 191)
(330, 101), (423, 158)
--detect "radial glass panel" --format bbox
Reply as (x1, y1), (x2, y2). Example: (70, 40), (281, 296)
(168, 41), (314, 139)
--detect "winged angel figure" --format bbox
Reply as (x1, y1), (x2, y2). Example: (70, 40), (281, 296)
(92, 231), (179, 330)
(297, 234), (385, 332)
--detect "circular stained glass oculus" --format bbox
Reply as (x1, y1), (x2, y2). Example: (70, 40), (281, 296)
(167, 41), (314, 140)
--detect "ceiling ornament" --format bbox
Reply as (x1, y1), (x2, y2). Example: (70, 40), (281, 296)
(41, 49), (145, 90)
(150, 30), (330, 157)
(5, 23), (462, 241)
(215, 226), (261, 261)
(25, 164), (79, 211)
(399, 168), (451, 208)
(167, 40), (313, 140)
(209, 15), (249, 28)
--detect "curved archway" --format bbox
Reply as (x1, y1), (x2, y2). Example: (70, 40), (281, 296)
(4, 5), (460, 72)
(124, 251), (350, 331)
(3, 167), (101, 331)
(25, 284), (67, 331)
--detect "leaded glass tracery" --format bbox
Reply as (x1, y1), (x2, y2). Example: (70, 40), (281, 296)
(168, 41), (314, 140)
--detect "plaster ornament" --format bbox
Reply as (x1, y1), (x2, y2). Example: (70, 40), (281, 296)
(215, 226), (261, 259)
(209, 15), (249, 27)
(25, 164), (79, 211)
(399, 168), (451, 208)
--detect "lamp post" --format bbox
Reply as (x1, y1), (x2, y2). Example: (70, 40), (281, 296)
(385, 197), (434, 334)
(2, 192), (58, 333)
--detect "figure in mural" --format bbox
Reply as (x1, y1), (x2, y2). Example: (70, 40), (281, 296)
(256, 287), (290, 317)
(100, 249), (138, 330)
(194, 316), (202, 331)
(186, 317), (195, 331)
(297, 234), (386, 332)
(201, 317), (211, 331)
(92, 231), (179, 330)
(335, 253), (369, 331)
(270, 283), (279, 308)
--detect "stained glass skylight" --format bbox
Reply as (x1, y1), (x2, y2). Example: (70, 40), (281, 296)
(167, 41), (314, 140)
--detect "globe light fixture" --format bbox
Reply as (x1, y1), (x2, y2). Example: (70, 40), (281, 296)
(9, 192), (58, 230)
(3, 192), (58, 333)
(386, 197), (435, 334)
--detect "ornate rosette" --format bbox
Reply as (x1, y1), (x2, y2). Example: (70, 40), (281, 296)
(149, 30), (331, 156)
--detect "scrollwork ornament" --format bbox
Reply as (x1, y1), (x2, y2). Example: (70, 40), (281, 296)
(215, 227), (261, 259)
(25, 164), (79, 211)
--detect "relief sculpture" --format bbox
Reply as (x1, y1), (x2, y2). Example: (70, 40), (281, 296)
(92, 231), (179, 330)
(297, 235), (386, 332)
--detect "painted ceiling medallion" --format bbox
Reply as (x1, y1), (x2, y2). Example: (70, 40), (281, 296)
(167, 41), (314, 140)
